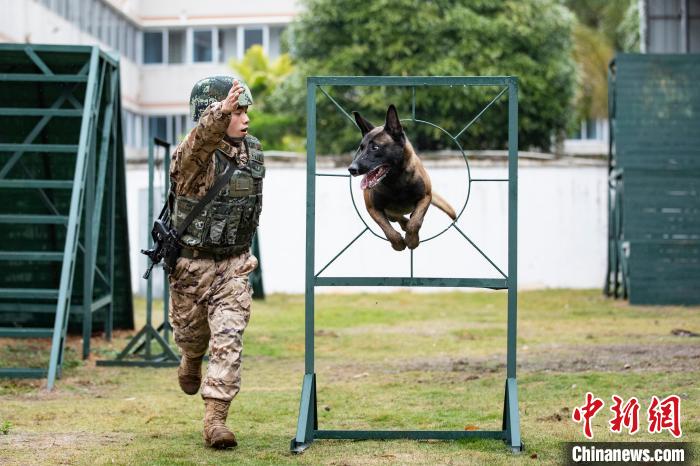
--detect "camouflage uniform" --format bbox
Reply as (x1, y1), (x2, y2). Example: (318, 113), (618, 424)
(168, 100), (259, 402)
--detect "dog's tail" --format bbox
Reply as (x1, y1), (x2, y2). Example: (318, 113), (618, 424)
(431, 192), (457, 220)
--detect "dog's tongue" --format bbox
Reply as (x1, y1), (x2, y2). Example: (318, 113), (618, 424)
(361, 165), (389, 190)
(361, 175), (369, 190)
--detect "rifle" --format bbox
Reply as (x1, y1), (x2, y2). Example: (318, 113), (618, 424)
(141, 200), (180, 279)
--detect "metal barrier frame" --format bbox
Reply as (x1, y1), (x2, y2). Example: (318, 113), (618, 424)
(0, 45), (122, 389)
(291, 76), (522, 453)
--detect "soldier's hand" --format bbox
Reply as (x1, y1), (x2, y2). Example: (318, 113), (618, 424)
(221, 80), (243, 114)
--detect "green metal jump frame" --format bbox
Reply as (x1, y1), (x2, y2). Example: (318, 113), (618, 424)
(291, 76), (522, 453)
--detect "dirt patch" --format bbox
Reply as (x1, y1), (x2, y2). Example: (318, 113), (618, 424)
(326, 342), (700, 380)
(454, 342), (699, 373)
(0, 431), (133, 449)
(0, 431), (134, 465)
(520, 342), (700, 373)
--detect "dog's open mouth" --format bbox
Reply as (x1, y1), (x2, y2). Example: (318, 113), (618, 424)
(360, 164), (390, 190)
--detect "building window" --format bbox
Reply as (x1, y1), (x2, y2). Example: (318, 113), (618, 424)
(126, 24), (134, 61)
(193, 29), (213, 62)
(219, 28), (237, 63)
(149, 116), (168, 142)
(168, 30), (186, 64)
(119, 20), (127, 57)
(269, 26), (285, 58)
(144, 31), (164, 64)
(103, 5), (112, 45)
(90, 0), (100, 37)
(56, 0), (67, 18)
(110, 9), (118, 49)
(647, 0), (700, 53)
(244, 28), (263, 52)
(123, 113), (192, 148)
(690, 0), (700, 52)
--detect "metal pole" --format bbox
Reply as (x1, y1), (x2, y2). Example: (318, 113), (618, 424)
(47, 47), (100, 389)
(146, 138), (154, 358)
(304, 80), (317, 375)
(107, 101), (116, 342)
(506, 78), (518, 379)
(82, 103), (96, 360)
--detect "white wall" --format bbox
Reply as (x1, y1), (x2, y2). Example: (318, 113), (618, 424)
(126, 160), (609, 295)
(138, 62), (233, 114)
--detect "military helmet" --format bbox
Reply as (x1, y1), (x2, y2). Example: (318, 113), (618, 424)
(189, 75), (253, 122)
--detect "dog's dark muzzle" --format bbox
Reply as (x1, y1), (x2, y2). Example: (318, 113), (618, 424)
(348, 162), (360, 176)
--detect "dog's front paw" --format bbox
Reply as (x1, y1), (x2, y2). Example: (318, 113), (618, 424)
(388, 235), (406, 251)
(405, 231), (419, 249)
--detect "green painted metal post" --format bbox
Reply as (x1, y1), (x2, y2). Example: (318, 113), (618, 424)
(82, 98), (95, 359)
(292, 78), (319, 452)
(505, 77), (522, 452)
(47, 46), (100, 389)
(106, 107), (116, 341)
(145, 138), (154, 359)
(604, 64), (614, 297)
(305, 79), (317, 378)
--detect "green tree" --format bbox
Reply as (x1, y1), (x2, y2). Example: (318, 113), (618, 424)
(281, 0), (576, 154)
(230, 45), (303, 151)
(230, 45), (294, 109)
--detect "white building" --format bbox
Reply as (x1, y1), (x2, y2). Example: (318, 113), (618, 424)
(0, 0), (301, 161)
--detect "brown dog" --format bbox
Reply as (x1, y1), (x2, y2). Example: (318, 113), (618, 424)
(348, 105), (456, 251)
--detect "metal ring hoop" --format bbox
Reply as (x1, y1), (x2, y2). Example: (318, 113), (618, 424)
(348, 117), (471, 243)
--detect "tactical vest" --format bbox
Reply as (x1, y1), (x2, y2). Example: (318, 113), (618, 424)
(172, 134), (264, 256)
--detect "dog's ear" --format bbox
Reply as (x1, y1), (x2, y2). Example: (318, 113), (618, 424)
(353, 111), (375, 136)
(384, 104), (404, 143)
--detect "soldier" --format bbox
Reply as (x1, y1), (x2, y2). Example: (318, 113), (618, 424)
(167, 76), (264, 448)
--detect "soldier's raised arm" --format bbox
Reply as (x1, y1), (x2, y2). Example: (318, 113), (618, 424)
(180, 81), (244, 166)
(171, 78), (252, 195)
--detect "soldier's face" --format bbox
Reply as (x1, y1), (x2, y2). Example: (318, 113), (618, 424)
(226, 106), (249, 138)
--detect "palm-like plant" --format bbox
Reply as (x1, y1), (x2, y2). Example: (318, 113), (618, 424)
(230, 45), (294, 109)
(567, 0), (638, 122)
(572, 23), (613, 121)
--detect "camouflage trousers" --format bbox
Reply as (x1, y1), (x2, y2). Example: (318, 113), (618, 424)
(168, 251), (258, 401)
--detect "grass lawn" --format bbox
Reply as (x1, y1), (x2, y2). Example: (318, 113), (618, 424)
(0, 289), (698, 465)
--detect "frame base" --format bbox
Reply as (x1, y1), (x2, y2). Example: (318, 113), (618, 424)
(291, 373), (523, 454)
(96, 323), (180, 367)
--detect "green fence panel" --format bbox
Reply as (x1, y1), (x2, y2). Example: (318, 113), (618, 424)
(607, 54), (700, 305)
